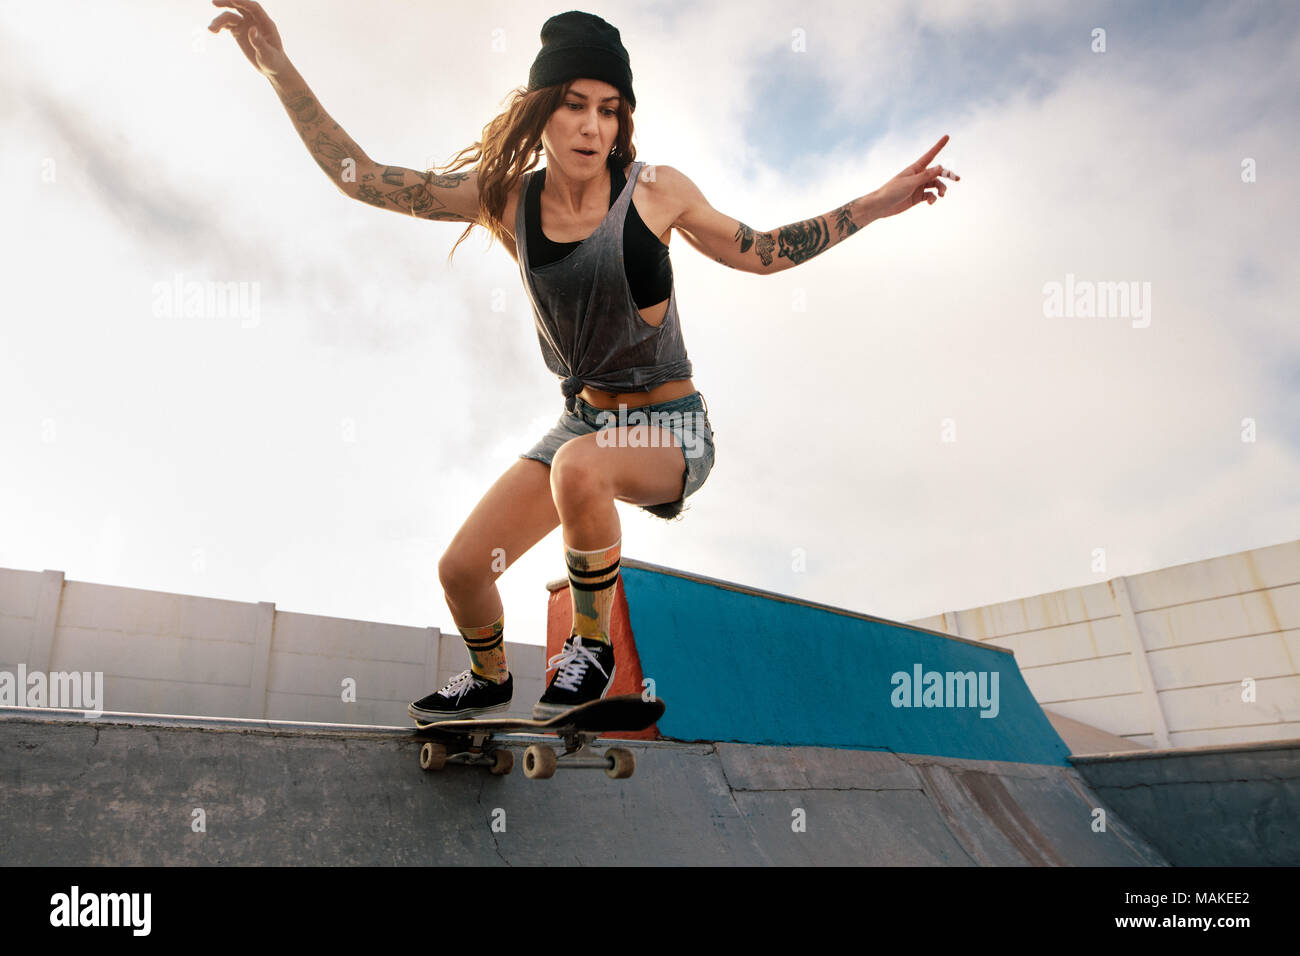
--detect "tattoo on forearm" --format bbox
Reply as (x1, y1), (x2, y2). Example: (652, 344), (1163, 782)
(303, 126), (473, 218)
(310, 155), (335, 179)
(311, 131), (350, 164)
(281, 92), (399, 207)
(286, 93), (319, 125)
(777, 217), (830, 265)
(833, 203), (859, 238)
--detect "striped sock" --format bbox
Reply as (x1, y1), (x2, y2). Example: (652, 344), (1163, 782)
(565, 538), (621, 646)
(457, 611), (508, 683)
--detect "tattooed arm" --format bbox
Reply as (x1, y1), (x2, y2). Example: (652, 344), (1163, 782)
(268, 65), (479, 222)
(657, 165), (882, 274)
(208, 1), (477, 221)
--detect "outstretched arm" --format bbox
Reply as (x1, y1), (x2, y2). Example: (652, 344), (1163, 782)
(663, 136), (959, 274)
(265, 69), (477, 220)
(209, 1), (371, 192)
(209, 0), (479, 221)
(267, 67), (378, 195)
(266, 66), (478, 221)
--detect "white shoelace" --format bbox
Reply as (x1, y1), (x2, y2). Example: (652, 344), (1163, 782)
(545, 639), (609, 693)
(438, 668), (484, 702)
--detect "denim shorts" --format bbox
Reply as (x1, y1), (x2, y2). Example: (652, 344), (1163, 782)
(520, 391), (716, 521)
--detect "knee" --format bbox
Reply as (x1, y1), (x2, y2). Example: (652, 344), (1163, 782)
(550, 445), (609, 507)
(438, 549), (491, 597)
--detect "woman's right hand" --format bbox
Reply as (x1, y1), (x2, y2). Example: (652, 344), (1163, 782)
(208, 0), (293, 80)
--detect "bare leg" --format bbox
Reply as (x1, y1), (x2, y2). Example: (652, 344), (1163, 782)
(551, 425), (685, 643)
(438, 458), (561, 629)
(531, 425), (687, 711)
(549, 425), (686, 549)
(439, 426), (684, 681)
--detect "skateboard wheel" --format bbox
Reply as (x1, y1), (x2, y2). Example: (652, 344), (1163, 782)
(420, 741), (447, 771)
(605, 747), (635, 780)
(489, 749), (514, 776)
(523, 744), (557, 780)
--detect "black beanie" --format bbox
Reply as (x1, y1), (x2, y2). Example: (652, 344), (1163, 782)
(527, 11), (636, 112)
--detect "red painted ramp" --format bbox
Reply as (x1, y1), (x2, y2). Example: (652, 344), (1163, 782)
(545, 575), (658, 740)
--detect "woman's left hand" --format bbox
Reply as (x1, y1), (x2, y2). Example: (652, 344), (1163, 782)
(869, 135), (960, 220)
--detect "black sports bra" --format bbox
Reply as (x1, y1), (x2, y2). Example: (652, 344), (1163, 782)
(526, 164), (674, 310)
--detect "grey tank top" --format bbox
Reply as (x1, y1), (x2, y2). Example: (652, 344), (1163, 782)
(514, 159), (694, 411)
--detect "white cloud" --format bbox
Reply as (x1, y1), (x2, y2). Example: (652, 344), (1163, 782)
(2, 0), (1296, 674)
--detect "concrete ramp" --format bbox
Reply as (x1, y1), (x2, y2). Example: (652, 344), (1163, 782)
(0, 708), (1166, 866)
(1073, 740), (1300, 866)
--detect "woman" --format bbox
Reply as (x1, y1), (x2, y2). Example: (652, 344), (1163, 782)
(209, 3), (958, 721)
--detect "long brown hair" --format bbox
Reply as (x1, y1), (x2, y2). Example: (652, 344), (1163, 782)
(428, 80), (637, 265)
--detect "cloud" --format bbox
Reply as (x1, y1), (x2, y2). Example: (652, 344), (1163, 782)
(1, 0), (1296, 648)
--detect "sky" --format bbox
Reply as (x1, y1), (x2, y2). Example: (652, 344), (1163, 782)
(2, 0), (1297, 654)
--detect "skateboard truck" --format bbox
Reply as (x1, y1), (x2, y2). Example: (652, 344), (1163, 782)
(418, 731), (515, 776)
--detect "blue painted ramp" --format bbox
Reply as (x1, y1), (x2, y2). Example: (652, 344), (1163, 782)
(621, 561), (1071, 766)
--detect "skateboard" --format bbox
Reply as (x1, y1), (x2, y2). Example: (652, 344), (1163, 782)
(412, 694), (665, 780)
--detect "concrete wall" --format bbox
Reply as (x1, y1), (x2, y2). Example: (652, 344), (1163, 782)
(0, 568), (544, 724)
(7, 535), (1295, 746)
(909, 539), (1300, 750)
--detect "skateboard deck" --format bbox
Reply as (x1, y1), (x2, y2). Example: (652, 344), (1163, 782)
(412, 694), (665, 780)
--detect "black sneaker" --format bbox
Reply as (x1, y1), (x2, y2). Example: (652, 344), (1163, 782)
(533, 636), (616, 719)
(408, 669), (513, 722)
